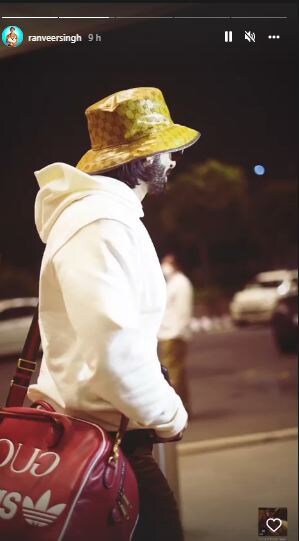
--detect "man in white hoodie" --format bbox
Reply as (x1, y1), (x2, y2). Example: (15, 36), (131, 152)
(28, 87), (200, 541)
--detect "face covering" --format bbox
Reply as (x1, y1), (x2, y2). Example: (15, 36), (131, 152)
(161, 262), (175, 279)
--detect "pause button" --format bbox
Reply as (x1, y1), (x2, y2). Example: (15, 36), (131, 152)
(225, 31), (232, 42)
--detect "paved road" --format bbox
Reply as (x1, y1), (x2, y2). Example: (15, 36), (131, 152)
(184, 327), (298, 441)
(180, 439), (298, 541)
(184, 325), (297, 442)
(0, 326), (297, 443)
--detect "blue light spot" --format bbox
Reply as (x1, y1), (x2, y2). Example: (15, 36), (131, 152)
(254, 165), (265, 176)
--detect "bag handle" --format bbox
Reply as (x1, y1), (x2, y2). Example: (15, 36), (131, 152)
(5, 305), (129, 444)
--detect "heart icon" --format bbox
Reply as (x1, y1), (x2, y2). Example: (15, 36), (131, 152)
(266, 518), (282, 533)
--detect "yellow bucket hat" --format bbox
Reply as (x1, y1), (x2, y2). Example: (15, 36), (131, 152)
(76, 87), (200, 174)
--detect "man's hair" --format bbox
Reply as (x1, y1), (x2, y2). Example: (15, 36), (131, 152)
(92, 154), (163, 189)
(10, 27), (15, 31)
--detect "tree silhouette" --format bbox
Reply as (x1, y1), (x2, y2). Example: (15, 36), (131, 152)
(160, 160), (249, 284)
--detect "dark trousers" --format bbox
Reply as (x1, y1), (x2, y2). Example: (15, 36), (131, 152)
(121, 430), (184, 541)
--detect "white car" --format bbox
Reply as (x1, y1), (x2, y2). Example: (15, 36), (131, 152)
(0, 297), (38, 357)
(229, 269), (298, 325)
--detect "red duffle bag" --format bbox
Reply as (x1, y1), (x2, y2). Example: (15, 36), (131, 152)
(0, 308), (139, 541)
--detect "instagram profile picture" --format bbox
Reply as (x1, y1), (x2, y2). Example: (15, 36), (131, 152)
(2, 25), (24, 47)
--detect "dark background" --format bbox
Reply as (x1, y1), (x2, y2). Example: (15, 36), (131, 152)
(0, 2), (297, 292)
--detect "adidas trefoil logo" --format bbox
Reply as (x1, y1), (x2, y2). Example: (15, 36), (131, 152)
(22, 490), (66, 527)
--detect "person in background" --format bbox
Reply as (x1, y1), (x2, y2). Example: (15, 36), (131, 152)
(158, 254), (194, 416)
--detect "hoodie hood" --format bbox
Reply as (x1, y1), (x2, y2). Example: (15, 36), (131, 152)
(34, 162), (144, 243)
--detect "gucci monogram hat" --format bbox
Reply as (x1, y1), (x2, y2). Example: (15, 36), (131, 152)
(76, 87), (200, 174)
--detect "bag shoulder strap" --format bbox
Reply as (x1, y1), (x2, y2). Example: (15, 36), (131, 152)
(5, 305), (40, 407)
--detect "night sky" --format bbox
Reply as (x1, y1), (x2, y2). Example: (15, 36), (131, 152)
(0, 3), (297, 268)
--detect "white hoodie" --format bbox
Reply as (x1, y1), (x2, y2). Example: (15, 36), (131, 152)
(28, 163), (187, 438)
